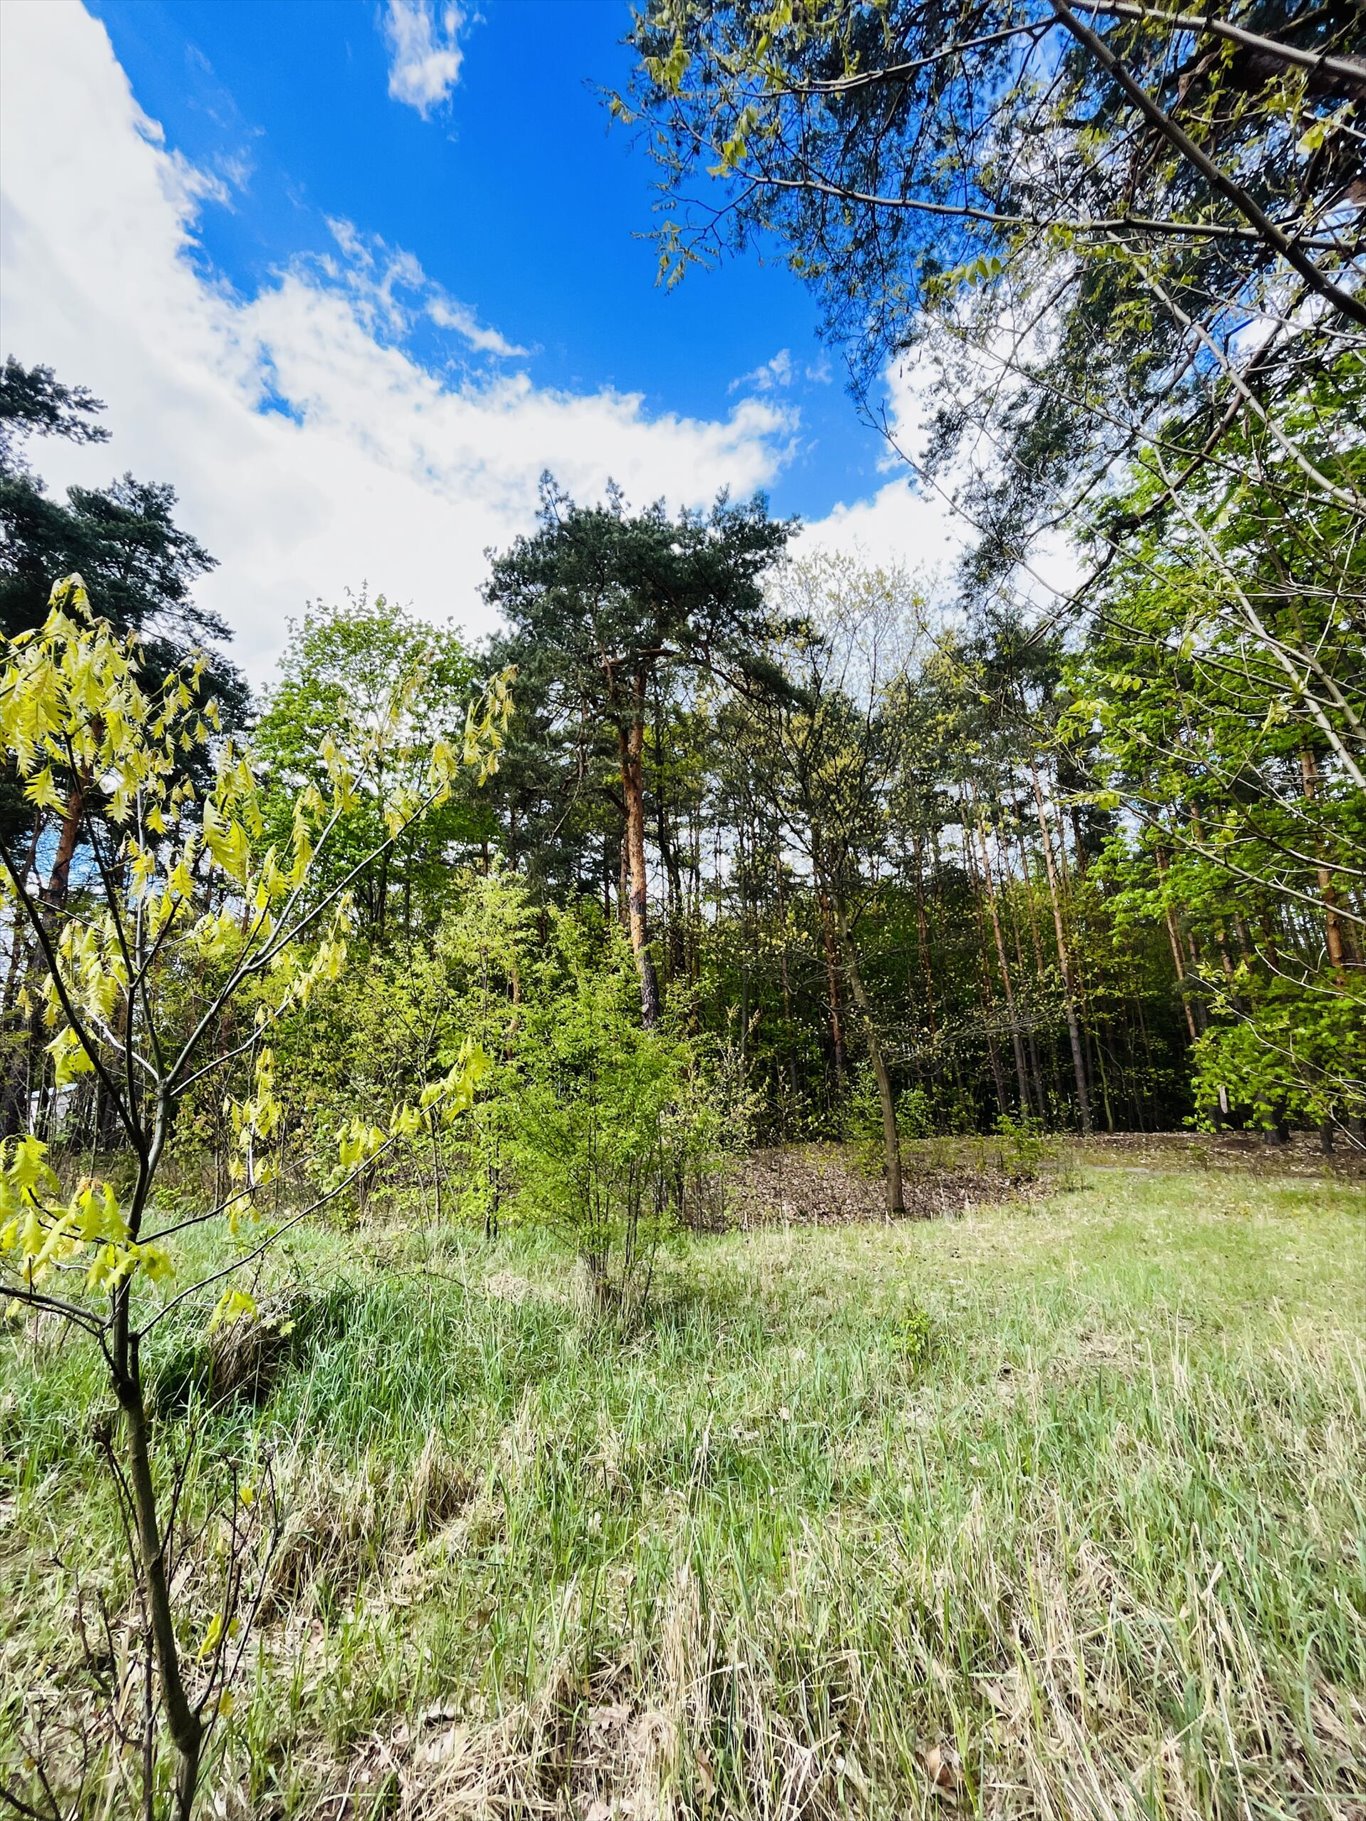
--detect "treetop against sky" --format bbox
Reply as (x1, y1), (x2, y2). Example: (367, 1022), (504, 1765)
(0, 0), (973, 683)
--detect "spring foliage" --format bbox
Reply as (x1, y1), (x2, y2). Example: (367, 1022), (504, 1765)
(0, 577), (512, 1322)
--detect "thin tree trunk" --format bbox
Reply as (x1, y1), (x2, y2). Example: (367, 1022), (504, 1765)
(819, 890), (847, 1084)
(1300, 747), (1353, 972)
(653, 682), (687, 981)
(1016, 828), (1050, 976)
(837, 905), (905, 1218)
(909, 831), (938, 1036)
(972, 804), (1032, 1114)
(618, 679), (661, 1026)
(774, 853), (798, 1109)
(959, 789), (1008, 1119)
(116, 1328), (203, 1821)
(658, 798), (686, 981)
(1029, 760), (1093, 1134)
(1155, 847), (1201, 1043)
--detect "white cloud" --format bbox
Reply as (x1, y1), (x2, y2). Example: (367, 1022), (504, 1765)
(731, 348), (794, 393)
(798, 475), (964, 579)
(0, 1), (798, 684)
(730, 348), (836, 395)
(382, 0), (465, 117)
(319, 217), (528, 356)
(798, 353), (1083, 613)
(795, 360), (967, 581)
(426, 295), (526, 358)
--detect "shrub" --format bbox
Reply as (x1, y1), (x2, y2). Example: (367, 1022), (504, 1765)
(505, 915), (733, 1318)
(992, 1111), (1050, 1180)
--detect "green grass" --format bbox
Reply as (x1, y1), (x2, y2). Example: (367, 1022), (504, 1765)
(3, 1157), (1364, 1818)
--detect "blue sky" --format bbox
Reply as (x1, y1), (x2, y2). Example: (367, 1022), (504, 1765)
(1, 0), (956, 681)
(91, 1), (841, 433)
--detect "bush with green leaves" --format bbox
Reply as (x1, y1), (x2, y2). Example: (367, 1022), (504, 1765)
(992, 1110), (1051, 1180)
(1191, 976), (1366, 1138)
(503, 913), (736, 1316)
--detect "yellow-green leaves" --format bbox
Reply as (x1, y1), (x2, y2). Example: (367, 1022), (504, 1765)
(713, 104), (760, 174)
(389, 1105), (424, 1143)
(644, 32), (690, 94)
(207, 1286), (257, 1334)
(318, 733), (357, 810)
(420, 1042), (491, 1121)
(0, 1140), (159, 1297)
(196, 1610), (239, 1661)
(47, 1024), (95, 1088)
(224, 1048), (285, 1196)
(74, 1178), (124, 1242)
(9, 1134), (53, 1194)
(2, 582), (513, 1343)
(932, 252), (1006, 296)
(201, 799), (252, 886)
(24, 766), (66, 813)
(1, 577), (187, 822)
(333, 1042), (489, 1182)
(336, 1118), (387, 1172)
(461, 665), (515, 786)
(85, 1238), (172, 1293)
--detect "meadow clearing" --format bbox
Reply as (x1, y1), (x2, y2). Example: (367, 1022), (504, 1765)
(4, 1142), (1363, 1819)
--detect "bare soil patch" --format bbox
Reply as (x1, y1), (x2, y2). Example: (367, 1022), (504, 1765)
(714, 1128), (1361, 1234)
(1077, 1129), (1366, 1180)
(722, 1144), (1024, 1228)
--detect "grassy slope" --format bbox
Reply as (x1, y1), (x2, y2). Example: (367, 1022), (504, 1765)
(3, 1157), (1364, 1819)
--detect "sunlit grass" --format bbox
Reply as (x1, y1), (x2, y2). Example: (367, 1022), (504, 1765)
(3, 1157), (1363, 1817)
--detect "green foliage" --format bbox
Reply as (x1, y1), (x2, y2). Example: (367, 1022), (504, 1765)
(992, 1110), (1048, 1180)
(503, 913), (735, 1316)
(895, 1085), (935, 1141)
(485, 478), (792, 694)
(0, 578), (510, 1819)
(845, 1063), (887, 1164)
(1191, 982), (1366, 1135)
(254, 591), (495, 937)
(1064, 350), (1366, 1135)
(894, 1302), (933, 1369)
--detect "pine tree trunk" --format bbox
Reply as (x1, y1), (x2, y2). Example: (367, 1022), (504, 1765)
(44, 780), (86, 911)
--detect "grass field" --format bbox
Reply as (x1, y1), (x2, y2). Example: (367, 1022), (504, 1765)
(3, 1148), (1365, 1818)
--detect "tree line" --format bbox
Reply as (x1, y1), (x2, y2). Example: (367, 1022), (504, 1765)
(3, 347), (1359, 1202)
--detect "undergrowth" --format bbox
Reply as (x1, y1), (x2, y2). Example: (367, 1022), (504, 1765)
(2, 1158), (1363, 1818)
